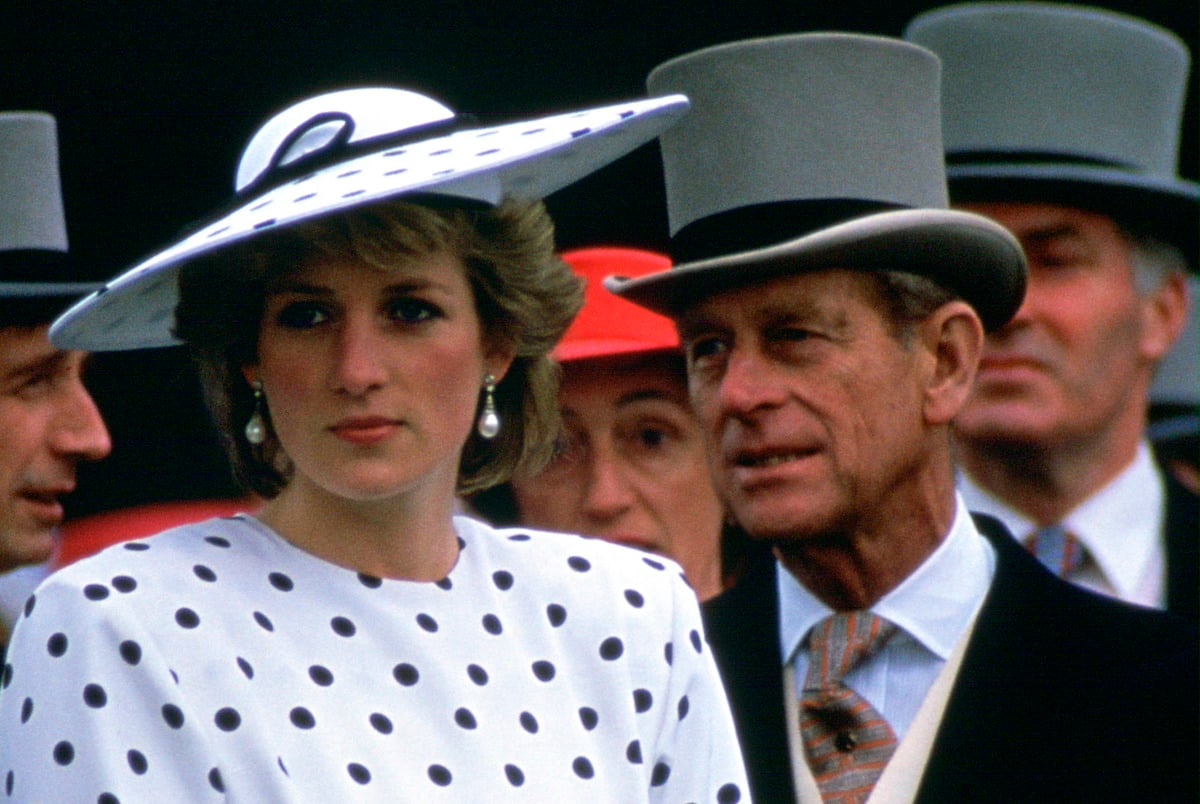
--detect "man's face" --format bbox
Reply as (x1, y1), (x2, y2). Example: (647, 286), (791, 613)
(0, 324), (110, 570)
(955, 202), (1180, 453)
(678, 270), (932, 542)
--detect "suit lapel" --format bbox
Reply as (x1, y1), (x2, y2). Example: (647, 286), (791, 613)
(702, 546), (797, 803)
(1162, 470), (1199, 622)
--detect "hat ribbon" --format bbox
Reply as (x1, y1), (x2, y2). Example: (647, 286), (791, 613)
(0, 249), (73, 282)
(239, 110), (475, 199)
(947, 149), (1135, 169)
(670, 199), (904, 264)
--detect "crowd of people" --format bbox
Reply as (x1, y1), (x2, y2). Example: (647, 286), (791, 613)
(0, 3), (1196, 802)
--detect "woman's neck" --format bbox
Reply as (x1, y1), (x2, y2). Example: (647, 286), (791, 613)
(256, 479), (461, 581)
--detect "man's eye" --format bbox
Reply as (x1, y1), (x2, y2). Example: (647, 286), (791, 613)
(638, 427), (669, 449)
(774, 327), (813, 343)
(16, 373), (55, 399)
(276, 302), (328, 329)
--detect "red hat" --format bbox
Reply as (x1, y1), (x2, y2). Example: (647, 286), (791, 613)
(557, 247), (680, 362)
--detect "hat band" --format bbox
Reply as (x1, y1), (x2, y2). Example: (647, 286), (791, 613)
(0, 249), (74, 281)
(239, 112), (476, 199)
(947, 149), (1136, 170)
(670, 200), (904, 264)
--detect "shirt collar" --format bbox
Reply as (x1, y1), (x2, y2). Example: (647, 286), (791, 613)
(957, 442), (1164, 601)
(777, 493), (995, 665)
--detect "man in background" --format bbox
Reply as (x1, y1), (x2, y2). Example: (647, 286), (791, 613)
(907, 3), (1197, 620)
(0, 112), (111, 646)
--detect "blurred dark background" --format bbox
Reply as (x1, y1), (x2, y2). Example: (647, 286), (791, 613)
(2, 0), (1194, 518)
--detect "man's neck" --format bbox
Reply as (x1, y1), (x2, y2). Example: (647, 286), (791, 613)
(955, 428), (1141, 525)
(773, 494), (955, 611)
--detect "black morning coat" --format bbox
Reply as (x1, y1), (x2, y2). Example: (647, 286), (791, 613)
(701, 513), (1199, 803)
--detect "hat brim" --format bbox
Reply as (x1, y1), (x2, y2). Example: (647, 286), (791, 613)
(946, 164), (1199, 269)
(0, 281), (102, 298)
(555, 340), (680, 363)
(605, 208), (1027, 332)
(49, 94), (689, 352)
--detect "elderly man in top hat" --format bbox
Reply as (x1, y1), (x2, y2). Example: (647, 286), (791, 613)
(0, 113), (111, 641)
(906, 3), (1198, 621)
(608, 32), (1198, 803)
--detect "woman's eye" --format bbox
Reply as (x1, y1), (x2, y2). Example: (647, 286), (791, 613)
(276, 302), (329, 329)
(686, 337), (725, 363)
(389, 298), (440, 324)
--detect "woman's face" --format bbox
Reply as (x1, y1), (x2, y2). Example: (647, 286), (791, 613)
(510, 354), (726, 599)
(246, 250), (508, 505)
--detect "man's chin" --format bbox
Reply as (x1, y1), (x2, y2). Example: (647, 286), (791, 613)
(728, 503), (835, 544)
(0, 525), (58, 573)
(954, 398), (1064, 447)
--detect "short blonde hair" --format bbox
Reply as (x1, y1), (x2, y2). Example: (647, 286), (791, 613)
(175, 198), (583, 498)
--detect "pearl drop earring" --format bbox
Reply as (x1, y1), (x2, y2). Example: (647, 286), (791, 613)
(477, 374), (500, 439)
(245, 381), (267, 445)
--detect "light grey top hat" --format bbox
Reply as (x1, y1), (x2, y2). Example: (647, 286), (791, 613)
(50, 87), (689, 351)
(905, 2), (1198, 265)
(605, 33), (1026, 331)
(0, 112), (98, 300)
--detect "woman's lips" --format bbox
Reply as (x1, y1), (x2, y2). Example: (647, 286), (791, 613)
(330, 417), (400, 445)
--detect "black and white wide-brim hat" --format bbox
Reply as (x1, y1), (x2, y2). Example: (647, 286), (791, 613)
(906, 3), (1198, 266)
(50, 87), (689, 351)
(605, 34), (1026, 331)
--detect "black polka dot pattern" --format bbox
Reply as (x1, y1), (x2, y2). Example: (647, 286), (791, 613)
(0, 515), (746, 800)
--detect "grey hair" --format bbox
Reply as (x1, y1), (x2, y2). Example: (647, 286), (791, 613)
(867, 270), (960, 345)
(1125, 229), (1188, 297)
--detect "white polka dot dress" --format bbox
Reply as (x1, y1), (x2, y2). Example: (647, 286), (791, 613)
(0, 515), (747, 802)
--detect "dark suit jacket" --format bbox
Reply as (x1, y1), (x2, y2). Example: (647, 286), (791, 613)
(702, 515), (1199, 803)
(1164, 469), (1198, 623)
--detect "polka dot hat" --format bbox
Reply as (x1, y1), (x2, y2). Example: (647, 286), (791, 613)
(48, 86), (690, 352)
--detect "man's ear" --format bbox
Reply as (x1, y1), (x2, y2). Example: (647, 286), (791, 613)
(921, 300), (984, 426)
(1138, 271), (1189, 365)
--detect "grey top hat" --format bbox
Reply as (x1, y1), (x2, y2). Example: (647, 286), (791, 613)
(906, 3), (1198, 266)
(605, 33), (1026, 331)
(0, 112), (98, 300)
(49, 87), (688, 351)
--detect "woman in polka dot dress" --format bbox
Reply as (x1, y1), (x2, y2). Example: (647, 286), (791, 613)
(0, 87), (748, 801)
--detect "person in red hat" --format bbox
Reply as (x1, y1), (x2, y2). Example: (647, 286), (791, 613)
(471, 247), (736, 602)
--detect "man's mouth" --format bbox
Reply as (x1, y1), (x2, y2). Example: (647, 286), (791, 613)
(735, 450), (814, 469)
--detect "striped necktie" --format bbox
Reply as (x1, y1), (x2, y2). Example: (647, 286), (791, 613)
(1026, 524), (1086, 578)
(800, 612), (898, 804)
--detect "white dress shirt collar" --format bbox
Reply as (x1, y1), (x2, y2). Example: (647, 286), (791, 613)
(958, 441), (1165, 606)
(777, 494), (995, 665)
